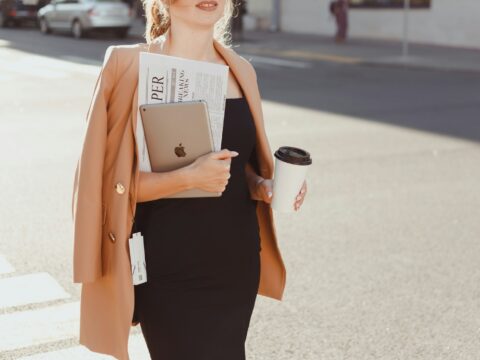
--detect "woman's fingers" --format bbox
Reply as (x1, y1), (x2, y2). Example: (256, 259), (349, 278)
(257, 179), (273, 203)
(294, 180), (307, 211)
(255, 178), (307, 209)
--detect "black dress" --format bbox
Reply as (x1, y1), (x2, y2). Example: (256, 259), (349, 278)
(132, 97), (261, 360)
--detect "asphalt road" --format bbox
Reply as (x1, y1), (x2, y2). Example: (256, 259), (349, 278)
(1, 26), (479, 359)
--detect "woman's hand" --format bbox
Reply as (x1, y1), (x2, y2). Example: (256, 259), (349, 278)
(252, 178), (274, 204)
(251, 178), (308, 211)
(186, 149), (239, 193)
(294, 180), (307, 211)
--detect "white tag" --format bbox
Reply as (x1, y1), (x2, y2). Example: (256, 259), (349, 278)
(128, 232), (147, 285)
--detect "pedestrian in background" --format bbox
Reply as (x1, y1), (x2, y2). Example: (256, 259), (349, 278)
(330, 0), (348, 43)
(231, 0), (247, 41)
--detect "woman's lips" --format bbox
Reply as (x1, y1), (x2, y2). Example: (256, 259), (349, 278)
(196, 1), (218, 11)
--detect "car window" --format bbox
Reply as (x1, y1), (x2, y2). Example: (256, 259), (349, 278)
(16, 0), (44, 8)
(20, 0), (39, 5)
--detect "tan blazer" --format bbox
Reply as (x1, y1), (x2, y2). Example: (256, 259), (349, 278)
(72, 38), (286, 360)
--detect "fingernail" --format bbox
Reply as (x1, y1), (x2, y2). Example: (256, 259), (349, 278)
(296, 196), (301, 201)
(232, 151), (239, 156)
(301, 189), (305, 194)
(268, 192), (272, 198)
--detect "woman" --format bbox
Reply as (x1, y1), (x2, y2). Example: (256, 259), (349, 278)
(72, 0), (307, 359)
(332, 0), (348, 43)
(134, 1), (306, 358)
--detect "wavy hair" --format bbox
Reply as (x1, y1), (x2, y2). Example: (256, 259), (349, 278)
(143, 0), (236, 48)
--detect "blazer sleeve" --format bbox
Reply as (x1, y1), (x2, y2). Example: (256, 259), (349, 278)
(72, 45), (117, 284)
(243, 58), (274, 180)
(242, 56), (286, 299)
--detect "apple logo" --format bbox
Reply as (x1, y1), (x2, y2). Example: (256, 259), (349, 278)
(174, 143), (186, 157)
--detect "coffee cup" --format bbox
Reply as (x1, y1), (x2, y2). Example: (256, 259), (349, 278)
(271, 146), (312, 213)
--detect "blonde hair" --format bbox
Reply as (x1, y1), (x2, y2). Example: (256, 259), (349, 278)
(143, 0), (235, 48)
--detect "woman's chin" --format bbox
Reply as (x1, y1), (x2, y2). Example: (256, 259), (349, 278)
(190, 19), (222, 29)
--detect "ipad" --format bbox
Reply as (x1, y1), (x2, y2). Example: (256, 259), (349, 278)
(139, 100), (221, 198)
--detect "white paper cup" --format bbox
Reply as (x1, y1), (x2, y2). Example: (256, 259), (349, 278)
(271, 146), (312, 213)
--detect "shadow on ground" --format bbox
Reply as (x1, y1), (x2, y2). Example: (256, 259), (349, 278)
(2, 27), (479, 143)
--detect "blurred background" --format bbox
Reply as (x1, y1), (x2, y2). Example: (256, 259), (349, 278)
(0, 0), (479, 359)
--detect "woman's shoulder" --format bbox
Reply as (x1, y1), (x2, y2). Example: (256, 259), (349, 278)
(102, 41), (258, 82)
(108, 42), (148, 58)
(216, 41), (258, 81)
(100, 43), (147, 76)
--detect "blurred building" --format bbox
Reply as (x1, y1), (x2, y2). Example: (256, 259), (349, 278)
(248, 0), (480, 49)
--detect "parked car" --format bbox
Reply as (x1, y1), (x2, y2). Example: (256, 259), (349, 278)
(0, 0), (49, 28)
(37, 0), (131, 39)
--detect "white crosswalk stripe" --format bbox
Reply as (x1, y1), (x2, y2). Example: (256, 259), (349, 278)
(0, 301), (80, 352)
(18, 345), (113, 360)
(248, 54), (312, 69)
(0, 252), (149, 359)
(18, 333), (150, 360)
(0, 52), (100, 82)
(0, 272), (70, 309)
(0, 254), (15, 275)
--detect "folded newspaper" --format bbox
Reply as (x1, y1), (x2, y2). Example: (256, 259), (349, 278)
(136, 52), (229, 172)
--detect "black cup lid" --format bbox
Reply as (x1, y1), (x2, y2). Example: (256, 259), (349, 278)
(274, 146), (312, 165)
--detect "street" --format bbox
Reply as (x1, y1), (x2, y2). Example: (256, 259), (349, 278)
(1, 25), (480, 359)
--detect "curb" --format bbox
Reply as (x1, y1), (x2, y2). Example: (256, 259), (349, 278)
(237, 46), (480, 74)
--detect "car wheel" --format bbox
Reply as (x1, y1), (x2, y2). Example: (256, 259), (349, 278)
(115, 27), (129, 39)
(71, 19), (84, 39)
(39, 17), (51, 34)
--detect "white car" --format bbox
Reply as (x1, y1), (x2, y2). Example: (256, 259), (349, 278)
(37, 0), (132, 39)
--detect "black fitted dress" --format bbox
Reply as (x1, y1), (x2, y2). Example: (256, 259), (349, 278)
(132, 97), (262, 360)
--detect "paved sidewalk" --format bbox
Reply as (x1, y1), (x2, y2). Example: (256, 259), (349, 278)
(129, 18), (480, 73)
(236, 30), (480, 73)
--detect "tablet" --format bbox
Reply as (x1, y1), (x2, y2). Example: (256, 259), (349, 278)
(139, 100), (221, 198)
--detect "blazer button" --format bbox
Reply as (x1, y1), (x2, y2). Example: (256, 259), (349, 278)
(108, 232), (116, 243)
(115, 182), (125, 194)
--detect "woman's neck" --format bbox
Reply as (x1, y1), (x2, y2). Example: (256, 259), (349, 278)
(159, 24), (220, 64)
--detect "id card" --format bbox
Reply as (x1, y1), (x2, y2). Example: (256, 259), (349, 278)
(128, 232), (147, 285)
